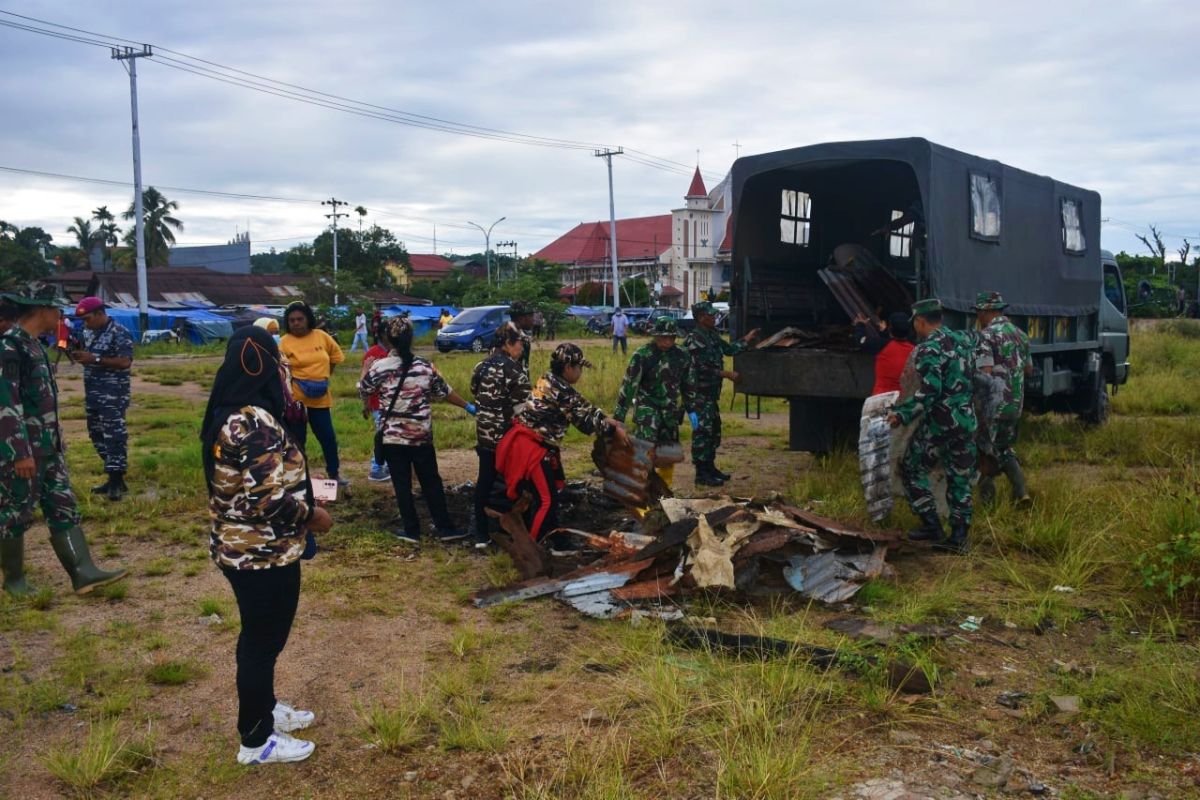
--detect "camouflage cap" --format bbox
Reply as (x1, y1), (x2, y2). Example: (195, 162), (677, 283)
(1, 282), (68, 308)
(508, 300), (536, 318)
(910, 298), (943, 319)
(492, 321), (524, 347)
(970, 290), (1008, 311)
(551, 342), (592, 369)
(691, 300), (717, 317)
(649, 315), (679, 336)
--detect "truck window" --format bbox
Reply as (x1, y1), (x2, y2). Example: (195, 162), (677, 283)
(969, 173), (1001, 241)
(1061, 198), (1086, 254)
(888, 209), (915, 257)
(780, 189), (811, 246)
(1103, 265), (1125, 313)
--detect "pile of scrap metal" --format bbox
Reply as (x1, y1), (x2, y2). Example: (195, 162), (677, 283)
(473, 492), (901, 621)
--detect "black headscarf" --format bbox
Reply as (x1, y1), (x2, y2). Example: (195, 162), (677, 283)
(200, 326), (287, 487)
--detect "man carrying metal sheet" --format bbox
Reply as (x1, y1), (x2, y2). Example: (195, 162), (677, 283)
(971, 291), (1032, 505)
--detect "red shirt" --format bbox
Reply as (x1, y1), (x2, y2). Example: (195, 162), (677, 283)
(872, 339), (915, 396)
(362, 345), (389, 411)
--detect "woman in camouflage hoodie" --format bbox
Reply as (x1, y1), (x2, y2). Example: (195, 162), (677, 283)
(201, 326), (334, 766)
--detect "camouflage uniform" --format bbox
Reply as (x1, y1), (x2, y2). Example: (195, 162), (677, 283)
(470, 350), (531, 451)
(0, 325), (82, 539)
(358, 355), (452, 446)
(613, 342), (694, 445)
(684, 322), (746, 464)
(975, 314), (1030, 468)
(517, 371), (609, 447)
(208, 405), (312, 570)
(81, 318), (134, 475)
(892, 325), (979, 527)
(508, 301), (536, 375)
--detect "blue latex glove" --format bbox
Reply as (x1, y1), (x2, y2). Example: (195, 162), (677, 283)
(688, 411), (699, 429)
(464, 402), (478, 416)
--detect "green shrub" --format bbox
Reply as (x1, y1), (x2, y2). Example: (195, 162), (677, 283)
(1137, 531), (1200, 603)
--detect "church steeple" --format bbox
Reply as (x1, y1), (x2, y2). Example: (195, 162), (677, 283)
(685, 166), (707, 199)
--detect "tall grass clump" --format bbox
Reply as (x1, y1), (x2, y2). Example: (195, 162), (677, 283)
(42, 720), (156, 797)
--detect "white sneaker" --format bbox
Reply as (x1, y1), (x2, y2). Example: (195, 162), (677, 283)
(273, 701), (315, 732)
(236, 731), (314, 765)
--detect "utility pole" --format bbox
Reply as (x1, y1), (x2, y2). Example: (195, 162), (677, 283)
(594, 148), (623, 308)
(468, 217), (506, 286)
(322, 198), (347, 304)
(496, 241), (518, 282)
(112, 45), (153, 328)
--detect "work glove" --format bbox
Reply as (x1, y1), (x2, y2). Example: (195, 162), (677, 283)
(688, 411), (699, 429)
(464, 403), (478, 416)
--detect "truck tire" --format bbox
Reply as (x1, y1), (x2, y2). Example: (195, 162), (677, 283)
(1078, 372), (1110, 426)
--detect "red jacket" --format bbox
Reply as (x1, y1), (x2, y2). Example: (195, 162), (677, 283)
(495, 422), (564, 539)
(872, 339), (915, 395)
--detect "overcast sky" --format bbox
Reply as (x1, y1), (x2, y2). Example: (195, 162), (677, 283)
(1, 1), (1197, 259)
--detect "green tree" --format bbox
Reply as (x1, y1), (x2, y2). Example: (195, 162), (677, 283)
(122, 187), (183, 267)
(0, 226), (52, 286)
(91, 206), (121, 270)
(621, 277), (650, 306)
(64, 216), (96, 269)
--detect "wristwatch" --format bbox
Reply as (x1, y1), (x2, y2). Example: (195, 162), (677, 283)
(93, 353), (100, 365)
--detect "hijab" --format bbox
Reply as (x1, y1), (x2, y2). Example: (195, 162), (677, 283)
(200, 325), (287, 487)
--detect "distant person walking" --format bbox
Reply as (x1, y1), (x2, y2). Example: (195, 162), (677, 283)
(350, 308), (368, 351)
(280, 301), (347, 486)
(69, 297), (134, 501)
(438, 308), (453, 330)
(610, 308), (629, 354)
(202, 325), (333, 766)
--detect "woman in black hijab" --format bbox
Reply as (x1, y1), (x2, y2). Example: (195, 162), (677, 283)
(201, 326), (333, 766)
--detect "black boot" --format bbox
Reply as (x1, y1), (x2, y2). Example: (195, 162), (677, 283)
(49, 527), (128, 595)
(105, 472), (128, 502)
(907, 511), (944, 542)
(1002, 461), (1030, 506)
(711, 463), (732, 481)
(1, 536), (33, 597)
(935, 522), (970, 554)
(91, 474), (113, 495)
(695, 462), (725, 487)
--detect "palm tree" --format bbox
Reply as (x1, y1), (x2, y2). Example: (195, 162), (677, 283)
(355, 205), (368, 234)
(65, 217), (97, 268)
(122, 187), (183, 267)
(91, 206), (121, 271)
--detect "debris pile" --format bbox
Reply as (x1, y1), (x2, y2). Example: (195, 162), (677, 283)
(474, 494), (900, 619)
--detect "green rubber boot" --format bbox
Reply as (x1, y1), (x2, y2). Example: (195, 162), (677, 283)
(1, 536), (34, 597)
(49, 527), (128, 596)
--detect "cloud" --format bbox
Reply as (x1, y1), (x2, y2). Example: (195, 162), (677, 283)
(0, 0), (1197, 258)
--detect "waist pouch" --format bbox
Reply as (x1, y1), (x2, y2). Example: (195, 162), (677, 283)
(295, 379), (329, 399)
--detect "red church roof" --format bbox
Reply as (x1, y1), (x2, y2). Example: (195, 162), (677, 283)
(686, 167), (707, 198)
(534, 215), (672, 265)
(408, 254), (455, 279)
(719, 215), (733, 254)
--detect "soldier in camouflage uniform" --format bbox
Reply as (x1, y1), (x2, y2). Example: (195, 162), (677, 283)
(0, 285), (128, 595)
(69, 297), (134, 501)
(469, 323), (531, 545)
(507, 301), (537, 374)
(888, 298), (978, 554)
(971, 290), (1032, 504)
(614, 316), (697, 489)
(684, 301), (759, 486)
(499, 343), (629, 541)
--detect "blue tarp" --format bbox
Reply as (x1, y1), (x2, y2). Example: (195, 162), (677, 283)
(380, 304), (457, 338)
(103, 307), (235, 345)
(566, 305), (603, 319)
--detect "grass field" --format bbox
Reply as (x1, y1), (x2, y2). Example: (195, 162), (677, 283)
(2, 327), (1199, 798)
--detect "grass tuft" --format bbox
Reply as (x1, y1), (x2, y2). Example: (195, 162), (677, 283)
(42, 720), (156, 796)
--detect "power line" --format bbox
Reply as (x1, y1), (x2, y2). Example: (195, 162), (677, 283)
(0, 10), (724, 181)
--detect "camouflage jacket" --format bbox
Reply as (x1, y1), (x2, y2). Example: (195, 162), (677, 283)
(684, 326), (746, 398)
(208, 405), (312, 570)
(975, 316), (1030, 419)
(0, 326), (62, 465)
(614, 344), (697, 422)
(891, 326), (978, 434)
(81, 319), (134, 401)
(516, 371), (608, 447)
(470, 351), (530, 450)
(359, 354), (451, 447)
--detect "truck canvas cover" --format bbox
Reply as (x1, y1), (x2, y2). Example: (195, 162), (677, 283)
(731, 138), (1102, 317)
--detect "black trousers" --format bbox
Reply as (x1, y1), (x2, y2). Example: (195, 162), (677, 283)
(474, 446), (498, 536)
(382, 443), (453, 534)
(222, 561), (301, 748)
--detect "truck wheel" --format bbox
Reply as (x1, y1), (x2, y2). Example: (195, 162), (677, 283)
(471, 337), (486, 353)
(1079, 375), (1110, 426)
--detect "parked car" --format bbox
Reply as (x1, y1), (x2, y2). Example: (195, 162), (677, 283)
(630, 307), (684, 334)
(435, 304), (509, 353)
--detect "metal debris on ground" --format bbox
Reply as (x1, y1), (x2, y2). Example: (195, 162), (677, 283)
(959, 615), (984, 632)
(473, 492), (902, 620)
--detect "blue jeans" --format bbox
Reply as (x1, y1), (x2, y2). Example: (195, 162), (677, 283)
(350, 331), (368, 351)
(612, 335), (627, 354)
(306, 407), (340, 478)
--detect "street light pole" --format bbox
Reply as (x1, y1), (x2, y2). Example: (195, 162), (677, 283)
(594, 148), (624, 309)
(468, 217), (506, 285)
(112, 45), (153, 329)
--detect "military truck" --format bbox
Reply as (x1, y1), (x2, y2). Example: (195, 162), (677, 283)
(729, 138), (1130, 452)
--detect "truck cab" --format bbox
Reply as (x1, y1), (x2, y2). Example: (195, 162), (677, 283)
(729, 138), (1130, 451)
